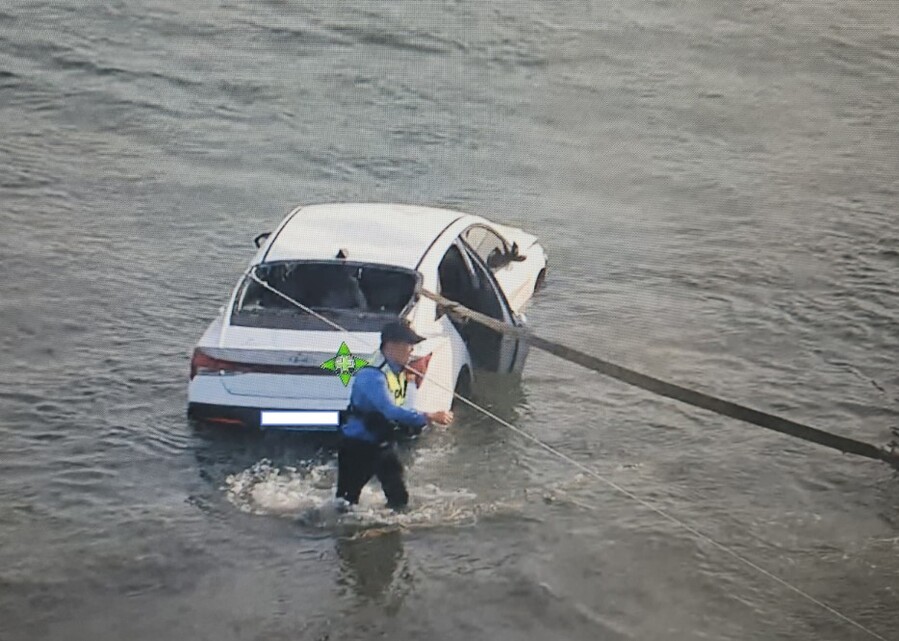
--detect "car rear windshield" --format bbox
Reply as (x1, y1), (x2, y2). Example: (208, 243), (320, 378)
(230, 261), (420, 331)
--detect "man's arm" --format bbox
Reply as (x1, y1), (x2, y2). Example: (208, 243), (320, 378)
(356, 368), (428, 430)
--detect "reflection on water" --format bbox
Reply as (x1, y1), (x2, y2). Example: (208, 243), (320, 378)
(336, 528), (410, 612)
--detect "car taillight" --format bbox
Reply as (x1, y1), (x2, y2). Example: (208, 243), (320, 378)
(189, 349), (331, 379)
(406, 353), (432, 387)
(190, 349), (242, 380)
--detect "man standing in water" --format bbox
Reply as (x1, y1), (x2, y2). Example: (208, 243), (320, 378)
(336, 320), (453, 511)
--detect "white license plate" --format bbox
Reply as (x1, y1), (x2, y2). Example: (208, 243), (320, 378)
(260, 410), (340, 428)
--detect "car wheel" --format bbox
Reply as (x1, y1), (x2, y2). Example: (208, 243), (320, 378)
(534, 268), (547, 292)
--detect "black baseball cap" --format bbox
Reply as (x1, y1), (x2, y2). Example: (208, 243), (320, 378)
(380, 320), (425, 345)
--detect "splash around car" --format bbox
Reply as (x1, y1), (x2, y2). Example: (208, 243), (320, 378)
(187, 203), (548, 431)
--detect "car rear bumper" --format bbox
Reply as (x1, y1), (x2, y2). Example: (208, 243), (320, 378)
(187, 373), (350, 431)
(188, 402), (342, 432)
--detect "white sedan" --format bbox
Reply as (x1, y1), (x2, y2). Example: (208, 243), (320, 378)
(187, 203), (548, 431)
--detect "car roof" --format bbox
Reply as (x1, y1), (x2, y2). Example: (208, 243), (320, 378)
(260, 203), (481, 269)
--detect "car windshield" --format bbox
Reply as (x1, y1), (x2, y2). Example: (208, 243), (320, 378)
(230, 261), (419, 331)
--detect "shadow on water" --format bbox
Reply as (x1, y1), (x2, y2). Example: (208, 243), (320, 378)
(457, 370), (530, 446)
(469, 371), (527, 416)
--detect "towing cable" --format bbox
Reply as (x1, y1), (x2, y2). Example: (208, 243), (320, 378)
(420, 289), (899, 469)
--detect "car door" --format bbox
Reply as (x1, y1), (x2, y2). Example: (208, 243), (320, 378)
(462, 224), (533, 314)
(458, 239), (526, 374)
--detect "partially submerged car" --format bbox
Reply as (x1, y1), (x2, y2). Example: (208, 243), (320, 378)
(188, 203), (548, 431)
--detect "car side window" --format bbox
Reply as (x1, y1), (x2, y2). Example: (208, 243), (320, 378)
(463, 226), (508, 271)
(463, 226), (486, 251)
(436, 243), (478, 319)
(460, 242), (507, 320)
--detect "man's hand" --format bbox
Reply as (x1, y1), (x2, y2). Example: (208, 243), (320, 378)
(425, 410), (454, 427)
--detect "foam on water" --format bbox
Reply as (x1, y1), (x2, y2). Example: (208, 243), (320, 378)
(223, 456), (524, 531)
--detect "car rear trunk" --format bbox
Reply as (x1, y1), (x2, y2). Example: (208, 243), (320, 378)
(221, 373), (347, 400)
(202, 327), (381, 399)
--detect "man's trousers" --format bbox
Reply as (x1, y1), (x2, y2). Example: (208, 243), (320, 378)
(336, 438), (409, 509)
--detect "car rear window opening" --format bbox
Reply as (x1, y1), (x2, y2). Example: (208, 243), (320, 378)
(230, 261), (419, 331)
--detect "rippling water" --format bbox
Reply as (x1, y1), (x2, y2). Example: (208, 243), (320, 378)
(2, 2), (898, 640)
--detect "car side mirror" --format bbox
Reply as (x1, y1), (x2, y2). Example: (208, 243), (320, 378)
(509, 242), (527, 262)
(486, 251), (506, 270)
(253, 231), (272, 248)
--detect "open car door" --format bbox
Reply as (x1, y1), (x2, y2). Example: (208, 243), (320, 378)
(457, 241), (527, 374)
